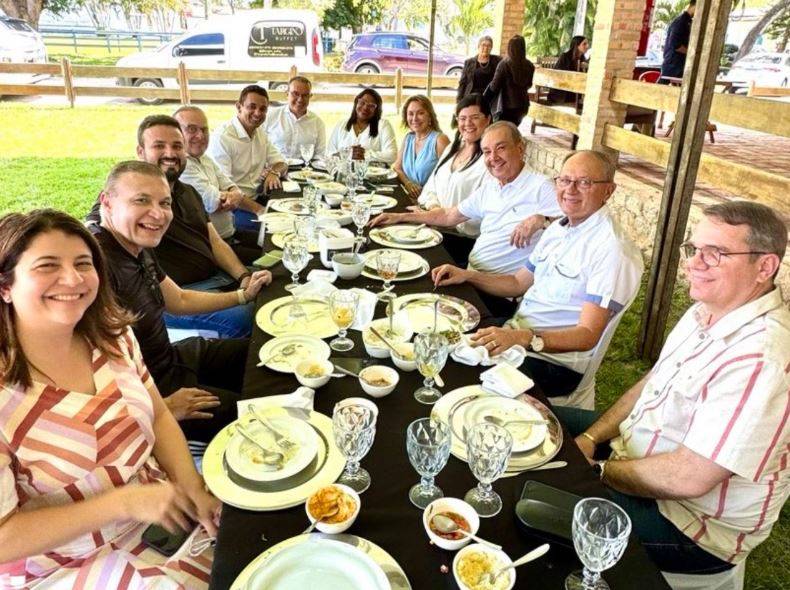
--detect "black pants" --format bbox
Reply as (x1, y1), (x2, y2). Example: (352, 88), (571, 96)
(495, 106), (528, 127)
(521, 355), (584, 398)
(158, 337), (248, 443)
(227, 229), (262, 265)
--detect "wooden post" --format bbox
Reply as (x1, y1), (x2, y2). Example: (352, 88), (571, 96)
(177, 61), (191, 105)
(289, 65), (298, 79)
(426, 0), (437, 98)
(395, 68), (403, 112)
(60, 57), (75, 108)
(638, 0), (733, 360)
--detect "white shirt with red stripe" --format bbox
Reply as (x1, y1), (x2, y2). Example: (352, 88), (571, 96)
(611, 287), (790, 564)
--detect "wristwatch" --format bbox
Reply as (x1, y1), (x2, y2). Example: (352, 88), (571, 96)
(529, 332), (545, 352)
(592, 460), (608, 481)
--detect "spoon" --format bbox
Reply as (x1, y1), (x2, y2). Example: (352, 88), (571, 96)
(483, 415), (549, 428)
(478, 543), (550, 586)
(529, 460), (568, 471)
(430, 514), (501, 550)
(231, 423), (284, 467)
(407, 223), (426, 237)
(369, 326), (401, 355)
(332, 364), (360, 378)
(257, 343), (301, 367)
(302, 506), (340, 534)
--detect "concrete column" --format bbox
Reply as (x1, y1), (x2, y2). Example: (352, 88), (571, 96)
(493, 0), (525, 55)
(576, 0), (644, 157)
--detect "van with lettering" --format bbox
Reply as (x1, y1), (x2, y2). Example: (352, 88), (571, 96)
(115, 9), (323, 104)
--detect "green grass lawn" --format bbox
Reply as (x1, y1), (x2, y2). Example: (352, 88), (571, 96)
(0, 102), (787, 589)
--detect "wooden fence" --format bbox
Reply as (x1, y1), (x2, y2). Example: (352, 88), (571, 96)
(0, 60), (457, 111)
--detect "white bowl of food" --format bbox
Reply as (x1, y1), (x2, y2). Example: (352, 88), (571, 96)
(294, 359), (334, 388)
(391, 341), (417, 371)
(324, 193), (344, 207)
(453, 543), (515, 590)
(423, 497), (480, 551)
(305, 484), (360, 534)
(332, 252), (365, 280)
(358, 365), (399, 397)
(362, 319), (413, 358)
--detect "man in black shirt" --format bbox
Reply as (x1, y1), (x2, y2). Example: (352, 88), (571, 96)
(93, 160), (271, 442)
(661, 1), (696, 79)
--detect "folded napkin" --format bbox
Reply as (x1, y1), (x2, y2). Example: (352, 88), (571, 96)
(291, 278), (337, 301)
(451, 339), (527, 368)
(281, 180), (301, 193)
(237, 386), (315, 417)
(349, 288), (378, 330)
(480, 363), (534, 398)
(307, 269), (337, 283)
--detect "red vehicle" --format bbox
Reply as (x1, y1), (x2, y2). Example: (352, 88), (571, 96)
(341, 32), (465, 77)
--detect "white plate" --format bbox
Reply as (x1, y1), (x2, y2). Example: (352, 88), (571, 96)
(226, 416), (319, 482)
(243, 537), (391, 590)
(256, 297), (339, 338)
(269, 198), (329, 215)
(362, 249), (426, 274)
(259, 212), (296, 233)
(317, 209), (353, 226)
(258, 335), (331, 373)
(354, 194), (398, 210)
(286, 157), (304, 167)
(314, 181), (348, 194)
(392, 293), (481, 333)
(366, 167), (398, 180)
(290, 169), (332, 182)
(462, 397), (547, 453)
(369, 226), (443, 250)
(271, 232), (320, 252)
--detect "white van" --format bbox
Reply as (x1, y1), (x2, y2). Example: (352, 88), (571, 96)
(115, 9), (323, 103)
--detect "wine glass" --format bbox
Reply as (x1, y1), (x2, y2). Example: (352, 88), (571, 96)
(299, 142), (315, 167)
(351, 200), (371, 245)
(329, 290), (359, 351)
(463, 422), (512, 517)
(413, 331), (449, 405)
(375, 249), (401, 301)
(565, 498), (632, 590)
(406, 417), (451, 508)
(332, 402), (377, 493)
(282, 238), (310, 291)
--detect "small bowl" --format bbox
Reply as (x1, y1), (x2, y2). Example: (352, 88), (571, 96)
(423, 497), (480, 551)
(358, 365), (399, 397)
(305, 484), (360, 534)
(453, 543), (515, 590)
(391, 342), (417, 371)
(294, 359), (334, 388)
(332, 252), (365, 280)
(362, 318), (413, 359)
(324, 192), (344, 207)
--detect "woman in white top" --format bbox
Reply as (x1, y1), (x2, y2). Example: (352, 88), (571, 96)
(327, 88), (397, 164)
(416, 94), (492, 237)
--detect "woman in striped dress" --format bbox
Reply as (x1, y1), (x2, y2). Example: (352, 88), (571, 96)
(0, 210), (218, 589)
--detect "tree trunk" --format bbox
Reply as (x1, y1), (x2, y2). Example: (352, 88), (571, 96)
(0, 0), (43, 27)
(733, 0), (790, 61)
(780, 25), (789, 52)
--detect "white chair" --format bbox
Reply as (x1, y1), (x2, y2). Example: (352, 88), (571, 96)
(661, 560), (745, 590)
(549, 289), (639, 410)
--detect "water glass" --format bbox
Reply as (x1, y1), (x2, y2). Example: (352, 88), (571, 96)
(332, 402), (377, 493)
(406, 418), (451, 508)
(302, 185), (319, 216)
(375, 250), (401, 301)
(351, 200), (371, 244)
(413, 332), (448, 405)
(463, 422), (512, 517)
(565, 498), (631, 590)
(282, 238), (310, 291)
(329, 290), (359, 351)
(299, 142), (315, 166)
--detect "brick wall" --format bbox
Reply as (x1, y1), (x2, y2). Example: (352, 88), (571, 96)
(493, 0), (525, 55)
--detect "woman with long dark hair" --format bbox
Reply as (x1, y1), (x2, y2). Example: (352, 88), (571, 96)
(483, 35), (535, 126)
(327, 88), (397, 164)
(0, 210), (218, 587)
(549, 35), (590, 103)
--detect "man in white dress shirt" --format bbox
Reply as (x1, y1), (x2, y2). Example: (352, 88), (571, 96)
(432, 150), (644, 398)
(561, 200), (789, 577)
(174, 106), (263, 264)
(208, 85), (288, 231)
(265, 76), (327, 161)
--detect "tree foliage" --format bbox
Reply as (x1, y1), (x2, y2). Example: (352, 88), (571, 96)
(522, 0), (597, 59)
(322, 0), (386, 33)
(734, 0), (790, 60)
(448, 0), (493, 54)
(764, 7), (789, 51)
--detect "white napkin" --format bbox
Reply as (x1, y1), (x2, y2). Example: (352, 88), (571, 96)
(291, 278), (337, 301)
(349, 288), (378, 330)
(451, 339), (527, 368)
(281, 180), (301, 193)
(237, 386), (315, 417)
(376, 186), (395, 193)
(480, 363), (534, 398)
(307, 269), (337, 283)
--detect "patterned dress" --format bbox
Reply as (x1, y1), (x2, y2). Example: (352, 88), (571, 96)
(0, 329), (212, 589)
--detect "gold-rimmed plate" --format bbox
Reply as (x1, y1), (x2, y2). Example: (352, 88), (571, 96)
(271, 231), (320, 252)
(256, 296), (338, 338)
(269, 198), (329, 215)
(361, 249), (430, 282)
(369, 225), (443, 250)
(391, 293), (480, 333)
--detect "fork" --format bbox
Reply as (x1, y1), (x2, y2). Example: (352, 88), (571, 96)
(247, 404), (296, 451)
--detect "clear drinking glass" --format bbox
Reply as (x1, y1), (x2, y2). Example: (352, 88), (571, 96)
(565, 498), (632, 590)
(329, 290), (359, 351)
(464, 422), (513, 517)
(351, 200), (371, 245)
(299, 142), (315, 166)
(406, 418), (451, 508)
(282, 238), (310, 291)
(413, 332), (449, 405)
(332, 402), (377, 493)
(375, 250), (401, 301)
(302, 185), (319, 216)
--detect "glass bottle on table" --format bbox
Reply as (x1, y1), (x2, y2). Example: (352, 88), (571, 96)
(413, 331), (448, 405)
(329, 289), (359, 352)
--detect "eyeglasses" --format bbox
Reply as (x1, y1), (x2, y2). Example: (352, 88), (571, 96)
(679, 242), (769, 267)
(357, 100), (378, 110)
(553, 177), (611, 191)
(457, 114), (486, 125)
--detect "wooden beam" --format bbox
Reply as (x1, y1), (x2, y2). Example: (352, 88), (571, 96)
(71, 86), (181, 99)
(0, 63), (60, 75)
(639, 0), (734, 361)
(610, 78), (680, 113)
(395, 68), (403, 112)
(0, 84), (65, 96)
(747, 84), (790, 98)
(533, 69), (587, 94)
(602, 124), (670, 167)
(60, 57), (75, 108)
(527, 103), (581, 133)
(177, 61), (190, 105)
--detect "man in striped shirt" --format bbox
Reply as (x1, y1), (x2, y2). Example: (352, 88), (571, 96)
(560, 201), (789, 575)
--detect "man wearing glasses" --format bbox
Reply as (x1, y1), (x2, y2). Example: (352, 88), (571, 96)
(431, 149), (644, 399)
(265, 76), (327, 162)
(563, 200), (789, 578)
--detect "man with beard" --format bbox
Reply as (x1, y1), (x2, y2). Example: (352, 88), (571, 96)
(87, 114), (271, 338)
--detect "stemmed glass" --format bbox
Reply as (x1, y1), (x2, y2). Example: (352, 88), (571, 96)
(329, 290), (359, 351)
(332, 401), (377, 493)
(406, 418), (451, 508)
(375, 249), (401, 301)
(464, 422), (512, 517)
(282, 238), (310, 291)
(565, 498), (632, 590)
(299, 142), (315, 167)
(351, 200), (371, 245)
(413, 332), (449, 405)
(302, 184), (319, 217)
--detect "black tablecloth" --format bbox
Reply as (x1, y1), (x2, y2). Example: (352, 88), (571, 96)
(209, 184), (670, 589)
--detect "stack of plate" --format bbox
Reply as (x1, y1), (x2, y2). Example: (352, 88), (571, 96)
(365, 166), (398, 181)
(256, 296), (338, 338)
(204, 406), (346, 511)
(391, 293), (480, 334)
(369, 225), (442, 250)
(431, 385), (562, 476)
(269, 198), (329, 215)
(352, 193), (398, 212)
(361, 249), (430, 281)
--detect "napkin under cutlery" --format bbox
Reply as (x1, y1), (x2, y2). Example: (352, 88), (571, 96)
(291, 279), (337, 301)
(237, 386), (316, 417)
(452, 340), (527, 368)
(480, 363), (535, 398)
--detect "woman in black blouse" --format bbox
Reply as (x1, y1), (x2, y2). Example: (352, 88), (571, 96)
(548, 35), (589, 104)
(483, 35), (534, 126)
(456, 36), (502, 103)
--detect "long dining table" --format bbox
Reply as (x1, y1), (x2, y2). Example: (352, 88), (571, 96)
(209, 180), (671, 589)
